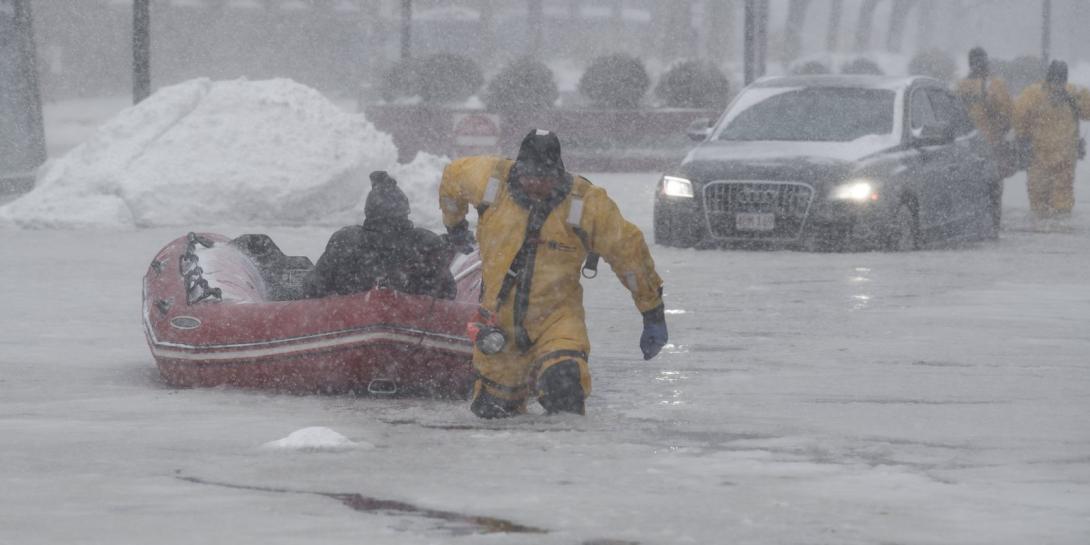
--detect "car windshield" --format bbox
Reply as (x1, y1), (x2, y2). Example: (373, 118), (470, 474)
(716, 87), (896, 142)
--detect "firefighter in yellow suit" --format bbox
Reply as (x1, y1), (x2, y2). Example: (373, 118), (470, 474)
(956, 48), (1013, 150)
(1013, 60), (1090, 217)
(956, 47), (1013, 233)
(439, 129), (668, 418)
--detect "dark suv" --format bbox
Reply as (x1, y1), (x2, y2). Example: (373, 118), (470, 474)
(654, 75), (1002, 250)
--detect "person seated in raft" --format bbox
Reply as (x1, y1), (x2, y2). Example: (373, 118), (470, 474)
(303, 171), (457, 300)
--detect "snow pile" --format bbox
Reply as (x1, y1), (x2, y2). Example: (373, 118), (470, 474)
(335, 151), (450, 230)
(260, 426), (373, 452)
(0, 78), (447, 230)
(1072, 62), (1090, 88)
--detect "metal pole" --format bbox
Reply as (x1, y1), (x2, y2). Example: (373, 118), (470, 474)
(14, 0), (46, 169)
(744, 0), (755, 85)
(133, 0), (151, 103)
(400, 0), (412, 60)
(756, 0), (768, 78)
(1041, 0), (1051, 63)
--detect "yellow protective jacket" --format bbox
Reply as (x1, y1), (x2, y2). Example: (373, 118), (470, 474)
(439, 156), (663, 353)
(1013, 83), (1090, 167)
(955, 77), (1012, 147)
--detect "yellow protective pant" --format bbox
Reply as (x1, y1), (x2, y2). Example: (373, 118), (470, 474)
(471, 321), (592, 412)
(1027, 161), (1076, 216)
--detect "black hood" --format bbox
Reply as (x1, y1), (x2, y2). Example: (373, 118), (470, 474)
(512, 129), (565, 178)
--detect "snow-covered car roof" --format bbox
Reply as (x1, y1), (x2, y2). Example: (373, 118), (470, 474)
(750, 75), (935, 91)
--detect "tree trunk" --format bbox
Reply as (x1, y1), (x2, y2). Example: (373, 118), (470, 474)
(854, 0), (881, 52)
(885, 0), (917, 53)
(658, 0), (692, 61)
(913, 0), (935, 50)
(783, 0), (811, 62)
(478, 0), (495, 64)
(528, 0), (543, 58)
(704, 0), (735, 63)
(826, 0), (843, 51)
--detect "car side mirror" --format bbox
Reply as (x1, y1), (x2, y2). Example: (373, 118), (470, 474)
(686, 118), (713, 142)
(915, 123), (955, 146)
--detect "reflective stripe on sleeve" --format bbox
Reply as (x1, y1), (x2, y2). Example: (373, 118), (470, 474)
(566, 197), (584, 227)
(483, 177), (501, 204)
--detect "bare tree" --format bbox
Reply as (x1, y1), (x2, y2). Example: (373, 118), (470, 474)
(657, 0), (692, 61)
(914, 0), (936, 50)
(528, 0), (543, 58)
(854, 0), (881, 52)
(783, 0), (811, 62)
(478, 0), (495, 64)
(826, 0), (843, 51)
(885, 0), (917, 53)
(704, 0), (735, 63)
(610, 0), (624, 37)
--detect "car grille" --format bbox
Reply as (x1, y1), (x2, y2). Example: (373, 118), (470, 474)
(702, 181), (815, 240)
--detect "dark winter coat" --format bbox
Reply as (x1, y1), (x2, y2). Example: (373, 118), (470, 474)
(303, 216), (457, 300)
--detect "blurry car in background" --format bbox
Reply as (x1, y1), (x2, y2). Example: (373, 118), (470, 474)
(653, 75), (1003, 251)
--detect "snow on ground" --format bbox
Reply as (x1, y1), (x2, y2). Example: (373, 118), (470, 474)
(0, 79), (446, 230)
(1, 77), (1090, 543)
(1, 166), (1089, 544)
(261, 427), (374, 452)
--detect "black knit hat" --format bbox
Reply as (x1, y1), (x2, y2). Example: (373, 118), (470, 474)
(969, 47), (988, 77)
(364, 171), (410, 219)
(514, 129), (565, 178)
(1046, 60), (1068, 85)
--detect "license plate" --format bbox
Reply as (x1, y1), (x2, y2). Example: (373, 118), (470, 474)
(735, 213), (775, 231)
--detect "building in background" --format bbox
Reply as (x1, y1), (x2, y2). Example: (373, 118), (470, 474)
(24, 0), (1090, 103)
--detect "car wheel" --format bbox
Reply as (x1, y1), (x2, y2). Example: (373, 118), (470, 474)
(885, 201), (919, 251)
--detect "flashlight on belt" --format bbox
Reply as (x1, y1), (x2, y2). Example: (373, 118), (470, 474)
(467, 307), (507, 355)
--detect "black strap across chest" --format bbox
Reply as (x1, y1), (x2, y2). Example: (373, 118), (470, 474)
(484, 163), (602, 352)
(494, 201), (556, 351)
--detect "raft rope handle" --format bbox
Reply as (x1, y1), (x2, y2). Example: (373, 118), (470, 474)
(179, 232), (223, 305)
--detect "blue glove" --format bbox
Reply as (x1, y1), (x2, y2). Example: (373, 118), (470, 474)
(639, 305), (668, 360)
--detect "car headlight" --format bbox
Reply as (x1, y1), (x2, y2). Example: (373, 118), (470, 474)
(662, 176), (694, 198)
(831, 179), (878, 202)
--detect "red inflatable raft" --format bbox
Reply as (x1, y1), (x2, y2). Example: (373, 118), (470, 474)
(142, 232), (481, 396)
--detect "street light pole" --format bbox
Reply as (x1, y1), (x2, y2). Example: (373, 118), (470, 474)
(6, 0), (46, 184)
(133, 0), (151, 103)
(744, 0), (767, 86)
(744, 0), (756, 85)
(400, 0), (412, 60)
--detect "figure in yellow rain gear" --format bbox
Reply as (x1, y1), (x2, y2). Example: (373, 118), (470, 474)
(956, 47), (1014, 233)
(956, 47), (1013, 151)
(1013, 60), (1090, 217)
(439, 129), (667, 418)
